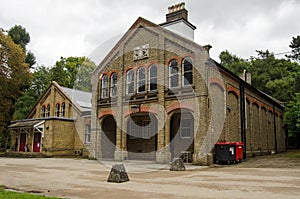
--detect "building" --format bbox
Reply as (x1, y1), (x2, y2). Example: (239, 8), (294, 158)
(88, 3), (286, 165)
(8, 81), (91, 157)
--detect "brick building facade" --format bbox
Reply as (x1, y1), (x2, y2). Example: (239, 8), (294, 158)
(88, 3), (286, 165)
(8, 81), (91, 157)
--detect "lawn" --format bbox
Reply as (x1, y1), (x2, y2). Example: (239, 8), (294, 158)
(0, 186), (63, 199)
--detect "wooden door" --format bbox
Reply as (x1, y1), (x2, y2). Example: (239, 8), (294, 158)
(19, 133), (26, 152)
(33, 133), (41, 152)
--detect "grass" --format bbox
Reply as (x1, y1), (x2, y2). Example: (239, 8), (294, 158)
(0, 186), (63, 199)
(285, 150), (300, 160)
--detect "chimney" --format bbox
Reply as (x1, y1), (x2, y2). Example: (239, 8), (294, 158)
(166, 2), (188, 22)
(160, 2), (196, 40)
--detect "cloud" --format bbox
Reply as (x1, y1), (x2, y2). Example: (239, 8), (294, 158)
(0, 0), (299, 66)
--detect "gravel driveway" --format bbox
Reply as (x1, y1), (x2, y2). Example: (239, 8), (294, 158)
(1, 152), (300, 199)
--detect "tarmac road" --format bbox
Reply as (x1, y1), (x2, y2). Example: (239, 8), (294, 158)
(0, 156), (300, 199)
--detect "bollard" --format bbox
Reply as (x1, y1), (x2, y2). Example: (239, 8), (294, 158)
(107, 164), (129, 183)
(170, 158), (186, 171)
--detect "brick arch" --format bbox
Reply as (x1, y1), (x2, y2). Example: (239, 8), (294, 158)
(209, 78), (225, 91)
(227, 86), (240, 97)
(123, 106), (158, 117)
(165, 56), (181, 67)
(166, 103), (195, 114)
(98, 109), (115, 119)
(124, 66), (134, 74)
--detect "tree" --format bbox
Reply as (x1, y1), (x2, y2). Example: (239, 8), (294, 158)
(8, 25), (36, 68)
(219, 50), (249, 76)
(73, 59), (96, 92)
(49, 57), (96, 91)
(13, 65), (51, 120)
(286, 35), (300, 62)
(284, 93), (300, 148)
(0, 30), (30, 150)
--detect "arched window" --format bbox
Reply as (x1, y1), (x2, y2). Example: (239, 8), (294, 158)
(55, 103), (60, 117)
(101, 75), (108, 98)
(41, 106), (46, 118)
(110, 73), (117, 97)
(61, 102), (65, 117)
(182, 57), (193, 86)
(148, 65), (157, 91)
(126, 69), (134, 95)
(46, 104), (50, 117)
(169, 60), (179, 88)
(137, 67), (145, 93)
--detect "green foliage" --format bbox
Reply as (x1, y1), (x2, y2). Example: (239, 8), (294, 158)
(8, 25), (30, 50)
(0, 186), (63, 199)
(286, 35), (300, 62)
(0, 30), (31, 149)
(49, 57), (96, 91)
(219, 50), (250, 75)
(219, 35), (300, 148)
(284, 93), (300, 148)
(8, 25), (36, 68)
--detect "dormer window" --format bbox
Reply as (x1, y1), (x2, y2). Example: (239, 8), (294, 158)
(61, 102), (65, 117)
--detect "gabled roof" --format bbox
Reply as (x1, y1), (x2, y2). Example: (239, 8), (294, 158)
(26, 81), (91, 118)
(91, 16), (206, 77)
(61, 86), (92, 111)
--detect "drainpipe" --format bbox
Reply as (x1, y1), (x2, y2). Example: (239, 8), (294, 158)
(239, 82), (246, 158)
(273, 104), (278, 153)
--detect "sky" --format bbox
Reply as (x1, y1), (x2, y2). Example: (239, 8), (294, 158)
(1, 0), (299, 67)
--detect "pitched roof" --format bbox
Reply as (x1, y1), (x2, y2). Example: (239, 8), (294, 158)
(61, 86), (92, 111)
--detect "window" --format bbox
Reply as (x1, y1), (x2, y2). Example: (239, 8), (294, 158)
(148, 65), (157, 91)
(169, 60), (179, 88)
(126, 69), (134, 95)
(128, 120), (152, 139)
(101, 75), (108, 98)
(110, 73), (117, 97)
(41, 106), (46, 118)
(137, 67), (145, 93)
(55, 103), (60, 117)
(182, 57), (193, 86)
(85, 124), (91, 144)
(61, 102), (65, 117)
(46, 104), (50, 117)
(180, 113), (193, 138)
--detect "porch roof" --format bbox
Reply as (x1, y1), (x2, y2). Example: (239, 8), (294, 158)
(8, 120), (44, 129)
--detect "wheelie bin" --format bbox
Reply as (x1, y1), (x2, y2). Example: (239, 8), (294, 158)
(214, 142), (236, 164)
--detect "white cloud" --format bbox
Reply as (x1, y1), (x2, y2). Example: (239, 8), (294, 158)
(1, 0), (299, 66)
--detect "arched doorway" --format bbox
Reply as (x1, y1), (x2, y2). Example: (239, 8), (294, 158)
(170, 110), (194, 163)
(126, 113), (157, 160)
(101, 115), (116, 159)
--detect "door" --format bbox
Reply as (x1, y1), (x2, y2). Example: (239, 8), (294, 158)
(19, 133), (26, 152)
(33, 133), (42, 152)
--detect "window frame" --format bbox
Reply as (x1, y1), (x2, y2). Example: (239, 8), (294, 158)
(182, 57), (193, 86)
(110, 73), (118, 98)
(168, 60), (179, 89)
(137, 67), (146, 93)
(46, 104), (50, 117)
(85, 124), (91, 144)
(101, 75), (109, 99)
(180, 113), (193, 139)
(61, 102), (65, 117)
(126, 69), (134, 95)
(148, 65), (157, 92)
(55, 103), (60, 117)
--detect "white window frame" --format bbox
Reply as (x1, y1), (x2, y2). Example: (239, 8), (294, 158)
(137, 67), (146, 93)
(110, 73), (117, 97)
(182, 57), (193, 86)
(148, 65), (157, 91)
(101, 75), (109, 98)
(169, 60), (179, 89)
